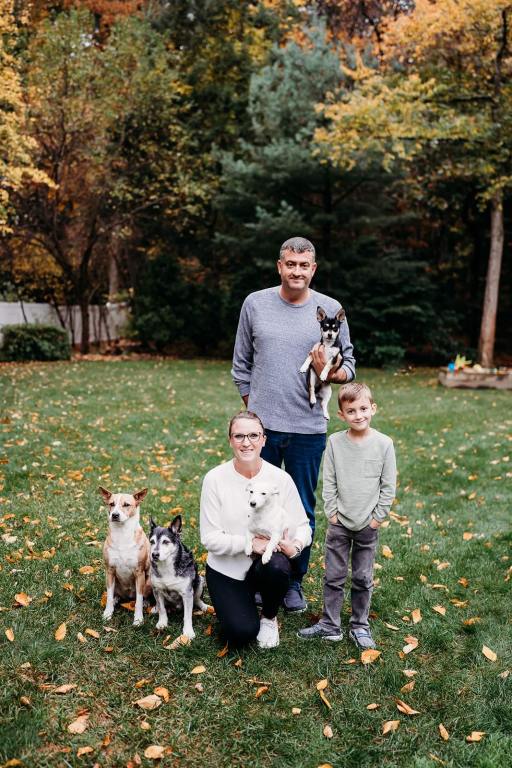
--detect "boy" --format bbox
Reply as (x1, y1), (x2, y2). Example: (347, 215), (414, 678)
(297, 382), (396, 649)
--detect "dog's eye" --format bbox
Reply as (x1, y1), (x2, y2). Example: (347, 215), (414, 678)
(162, 538), (170, 545)
(123, 502), (130, 507)
(150, 538), (155, 544)
(109, 502), (114, 507)
(261, 492), (266, 496)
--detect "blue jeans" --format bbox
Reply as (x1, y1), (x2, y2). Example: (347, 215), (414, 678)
(261, 430), (327, 584)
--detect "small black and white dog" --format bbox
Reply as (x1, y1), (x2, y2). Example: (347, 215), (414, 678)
(149, 515), (210, 640)
(300, 306), (345, 419)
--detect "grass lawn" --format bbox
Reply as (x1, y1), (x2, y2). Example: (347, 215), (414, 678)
(0, 360), (511, 768)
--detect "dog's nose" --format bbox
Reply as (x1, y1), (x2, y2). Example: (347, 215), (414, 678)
(152, 552), (159, 561)
(250, 501), (256, 507)
(111, 513), (120, 521)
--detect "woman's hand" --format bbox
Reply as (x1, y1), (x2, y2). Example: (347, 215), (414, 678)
(251, 535), (270, 555)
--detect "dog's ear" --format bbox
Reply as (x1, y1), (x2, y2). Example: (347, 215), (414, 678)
(149, 517), (157, 534)
(316, 306), (326, 322)
(133, 488), (148, 505)
(99, 486), (112, 502)
(170, 515), (182, 535)
(336, 307), (346, 323)
(271, 486), (279, 496)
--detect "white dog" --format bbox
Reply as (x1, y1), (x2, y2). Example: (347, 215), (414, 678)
(245, 481), (286, 565)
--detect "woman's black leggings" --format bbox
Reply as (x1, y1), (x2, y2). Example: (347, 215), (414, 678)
(206, 553), (291, 648)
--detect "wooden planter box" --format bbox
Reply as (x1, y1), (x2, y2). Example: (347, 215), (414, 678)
(438, 367), (512, 389)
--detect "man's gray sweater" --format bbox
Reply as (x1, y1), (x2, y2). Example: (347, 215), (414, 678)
(231, 286), (356, 434)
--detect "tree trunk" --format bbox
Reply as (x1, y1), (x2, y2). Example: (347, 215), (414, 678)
(477, 193), (504, 367)
(79, 301), (90, 354)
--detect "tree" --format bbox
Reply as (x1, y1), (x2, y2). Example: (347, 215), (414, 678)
(318, 0), (512, 365)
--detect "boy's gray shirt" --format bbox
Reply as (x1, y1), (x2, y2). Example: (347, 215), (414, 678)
(323, 429), (396, 530)
(231, 286), (356, 434)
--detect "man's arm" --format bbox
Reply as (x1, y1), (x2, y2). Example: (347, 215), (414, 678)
(231, 298), (253, 403)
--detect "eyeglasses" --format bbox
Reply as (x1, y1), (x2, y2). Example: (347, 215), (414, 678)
(230, 432), (264, 444)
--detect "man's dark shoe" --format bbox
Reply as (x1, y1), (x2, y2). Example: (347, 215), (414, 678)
(283, 583), (307, 613)
(297, 623), (343, 641)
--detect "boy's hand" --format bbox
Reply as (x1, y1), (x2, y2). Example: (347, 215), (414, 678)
(369, 518), (381, 530)
(329, 514), (338, 525)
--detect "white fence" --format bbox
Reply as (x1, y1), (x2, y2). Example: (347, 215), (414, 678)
(0, 301), (129, 346)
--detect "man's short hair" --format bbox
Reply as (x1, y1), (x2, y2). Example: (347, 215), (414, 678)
(338, 382), (374, 408)
(279, 237), (316, 260)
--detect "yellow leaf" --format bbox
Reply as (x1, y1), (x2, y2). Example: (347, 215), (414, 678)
(366, 703), (380, 710)
(382, 545), (394, 559)
(316, 679), (328, 691)
(439, 723), (449, 741)
(20, 696), (31, 706)
(76, 632), (87, 643)
(67, 714), (89, 734)
(468, 492), (476, 500)
(144, 745), (166, 759)
(319, 690), (332, 709)
(464, 617), (480, 626)
(255, 686), (269, 698)
(402, 669), (418, 678)
(217, 643), (229, 658)
(166, 634), (191, 650)
(134, 678), (151, 689)
(55, 622), (67, 641)
(433, 605), (446, 616)
(194, 683), (204, 693)
(482, 645), (497, 662)
(153, 686), (170, 702)
(436, 561), (450, 571)
(382, 720), (400, 735)
(5, 628), (14, 642)
(384, 622), (400, 631)
(323, 724), (333, 738)
(499, 670), (510, 679)
(402, 635), (419, 654)
(291, 707), (301, 715)
(140, 721), (151, 730)
(205, 605), (215, 614)
(400, 681), (415, 694)
(361, 649), (381, 665)
(85, 628), (100, 639)
(234, 658), (242, 668)
(466, 731), (485, 742)
(121, 601), (135, 611)
(134, 694), (162, 710)
(317, 764), (333, 768)
(191, 665), (206, 675)
(54, 684), (77, 694)
(396, 698), (420, 715)
(463, 532), (474, 541)
(77, 746), (94, 757)
(15, 593), (32, 607)
(78, 565), (95, 574)
(411, 608), (422, 624)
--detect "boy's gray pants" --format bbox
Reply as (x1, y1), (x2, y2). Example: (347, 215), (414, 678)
(319, 522), (378, 632)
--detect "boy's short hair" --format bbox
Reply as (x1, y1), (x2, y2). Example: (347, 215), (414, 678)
(338, 382), (374, 408)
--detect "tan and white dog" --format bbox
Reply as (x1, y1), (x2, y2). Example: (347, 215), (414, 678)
(99, 486), (151, 626)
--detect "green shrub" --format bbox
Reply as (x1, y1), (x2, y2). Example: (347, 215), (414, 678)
(0, 324), (71, 362)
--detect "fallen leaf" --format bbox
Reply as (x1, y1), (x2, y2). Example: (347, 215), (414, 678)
(5, 628), (14, 642)
(323, 724), (333, 738)
(134, 694), (162, 710)
(464, 617), (481, 626)
(482, 645), (497, 662)
(78, 565), (95, 575)
(366, 702), (380, 710)
(255, 686), (269, 698)
(140, 721), (151, 731)
(154, 687), (170, 702)
(291, 707), (301, 715)
(499, 670), (510, 679)
(217, 643), (229, 658)
(402, 669), (418, 678)
(458, 577), (469, 587)
(76, 632), (87, 643)
(194, 683), (204, 693)
(382, 720), (400, 735)
(384, 622), (400, 631)
(121, 601), (135, 611)
(77, 746), (94, 757)
(436, 561), (450, 570)
(54, 684), (77, 694)
(319, 690), (332, 709)
(191, 665), (206, 675)
(382, 545), (393, 559)
(84, 628), (100, 639)
(144, 745), (165, 759)
(433, 605), (446, 616)
(234, 659), (242, 668)
(316, 679), (328, 691)
(466, 731), (485, 743)
(20, 696), (31, 706)
(15, 593), (32, 607)
(463, 532), (474, 541)
(439, 723), (449, 741)
(361, 649), (381, 665)
(55, 623), (67, 641)
(135, 678), (151, 689)
(411, 608), (422, 624)
(166, 634), (191, 650)
(67, 714), (89, 734)
(400, 681), (415, 694)
(396, 698), (420, 715)
(403, 635), (419, 654)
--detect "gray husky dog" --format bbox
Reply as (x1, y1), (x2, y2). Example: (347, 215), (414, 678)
(149, 515), (210, 639)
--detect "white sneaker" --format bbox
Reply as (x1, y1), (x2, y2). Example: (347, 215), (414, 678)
(257, 617), (279, 649)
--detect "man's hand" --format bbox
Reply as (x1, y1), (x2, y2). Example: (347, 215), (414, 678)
(242, 394), (249, 407)
(277, 528), (301, 558)
(252, 535), (270, 555)
(328, 514), (338, 525)
(310, 343), (347, 383)
(369, 518), (381, 530)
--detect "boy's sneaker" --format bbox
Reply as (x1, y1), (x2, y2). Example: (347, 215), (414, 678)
(297, 623), (343, 641)
(349, 628), (376, 649)
(257, 617), (279, 649)
(283, 583), (307, 612)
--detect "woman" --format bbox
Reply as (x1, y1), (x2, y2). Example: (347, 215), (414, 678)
(200, 411), (311, 649)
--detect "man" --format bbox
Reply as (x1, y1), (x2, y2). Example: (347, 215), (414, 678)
(232, 236), (356, 611)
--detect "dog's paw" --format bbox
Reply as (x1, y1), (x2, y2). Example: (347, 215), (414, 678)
(133, 615), (144, 627)
(183, 629), (196, 640)
(299, 364), (308, 373)
(155, 619), (168, 631)
(261, 552), (271, 565)
(103, 608), (114, 621)
(319, 372), (328, 382)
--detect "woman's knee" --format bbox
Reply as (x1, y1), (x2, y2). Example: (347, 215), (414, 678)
(261, 552), (291, 578)
(222, 616), (259, 648)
